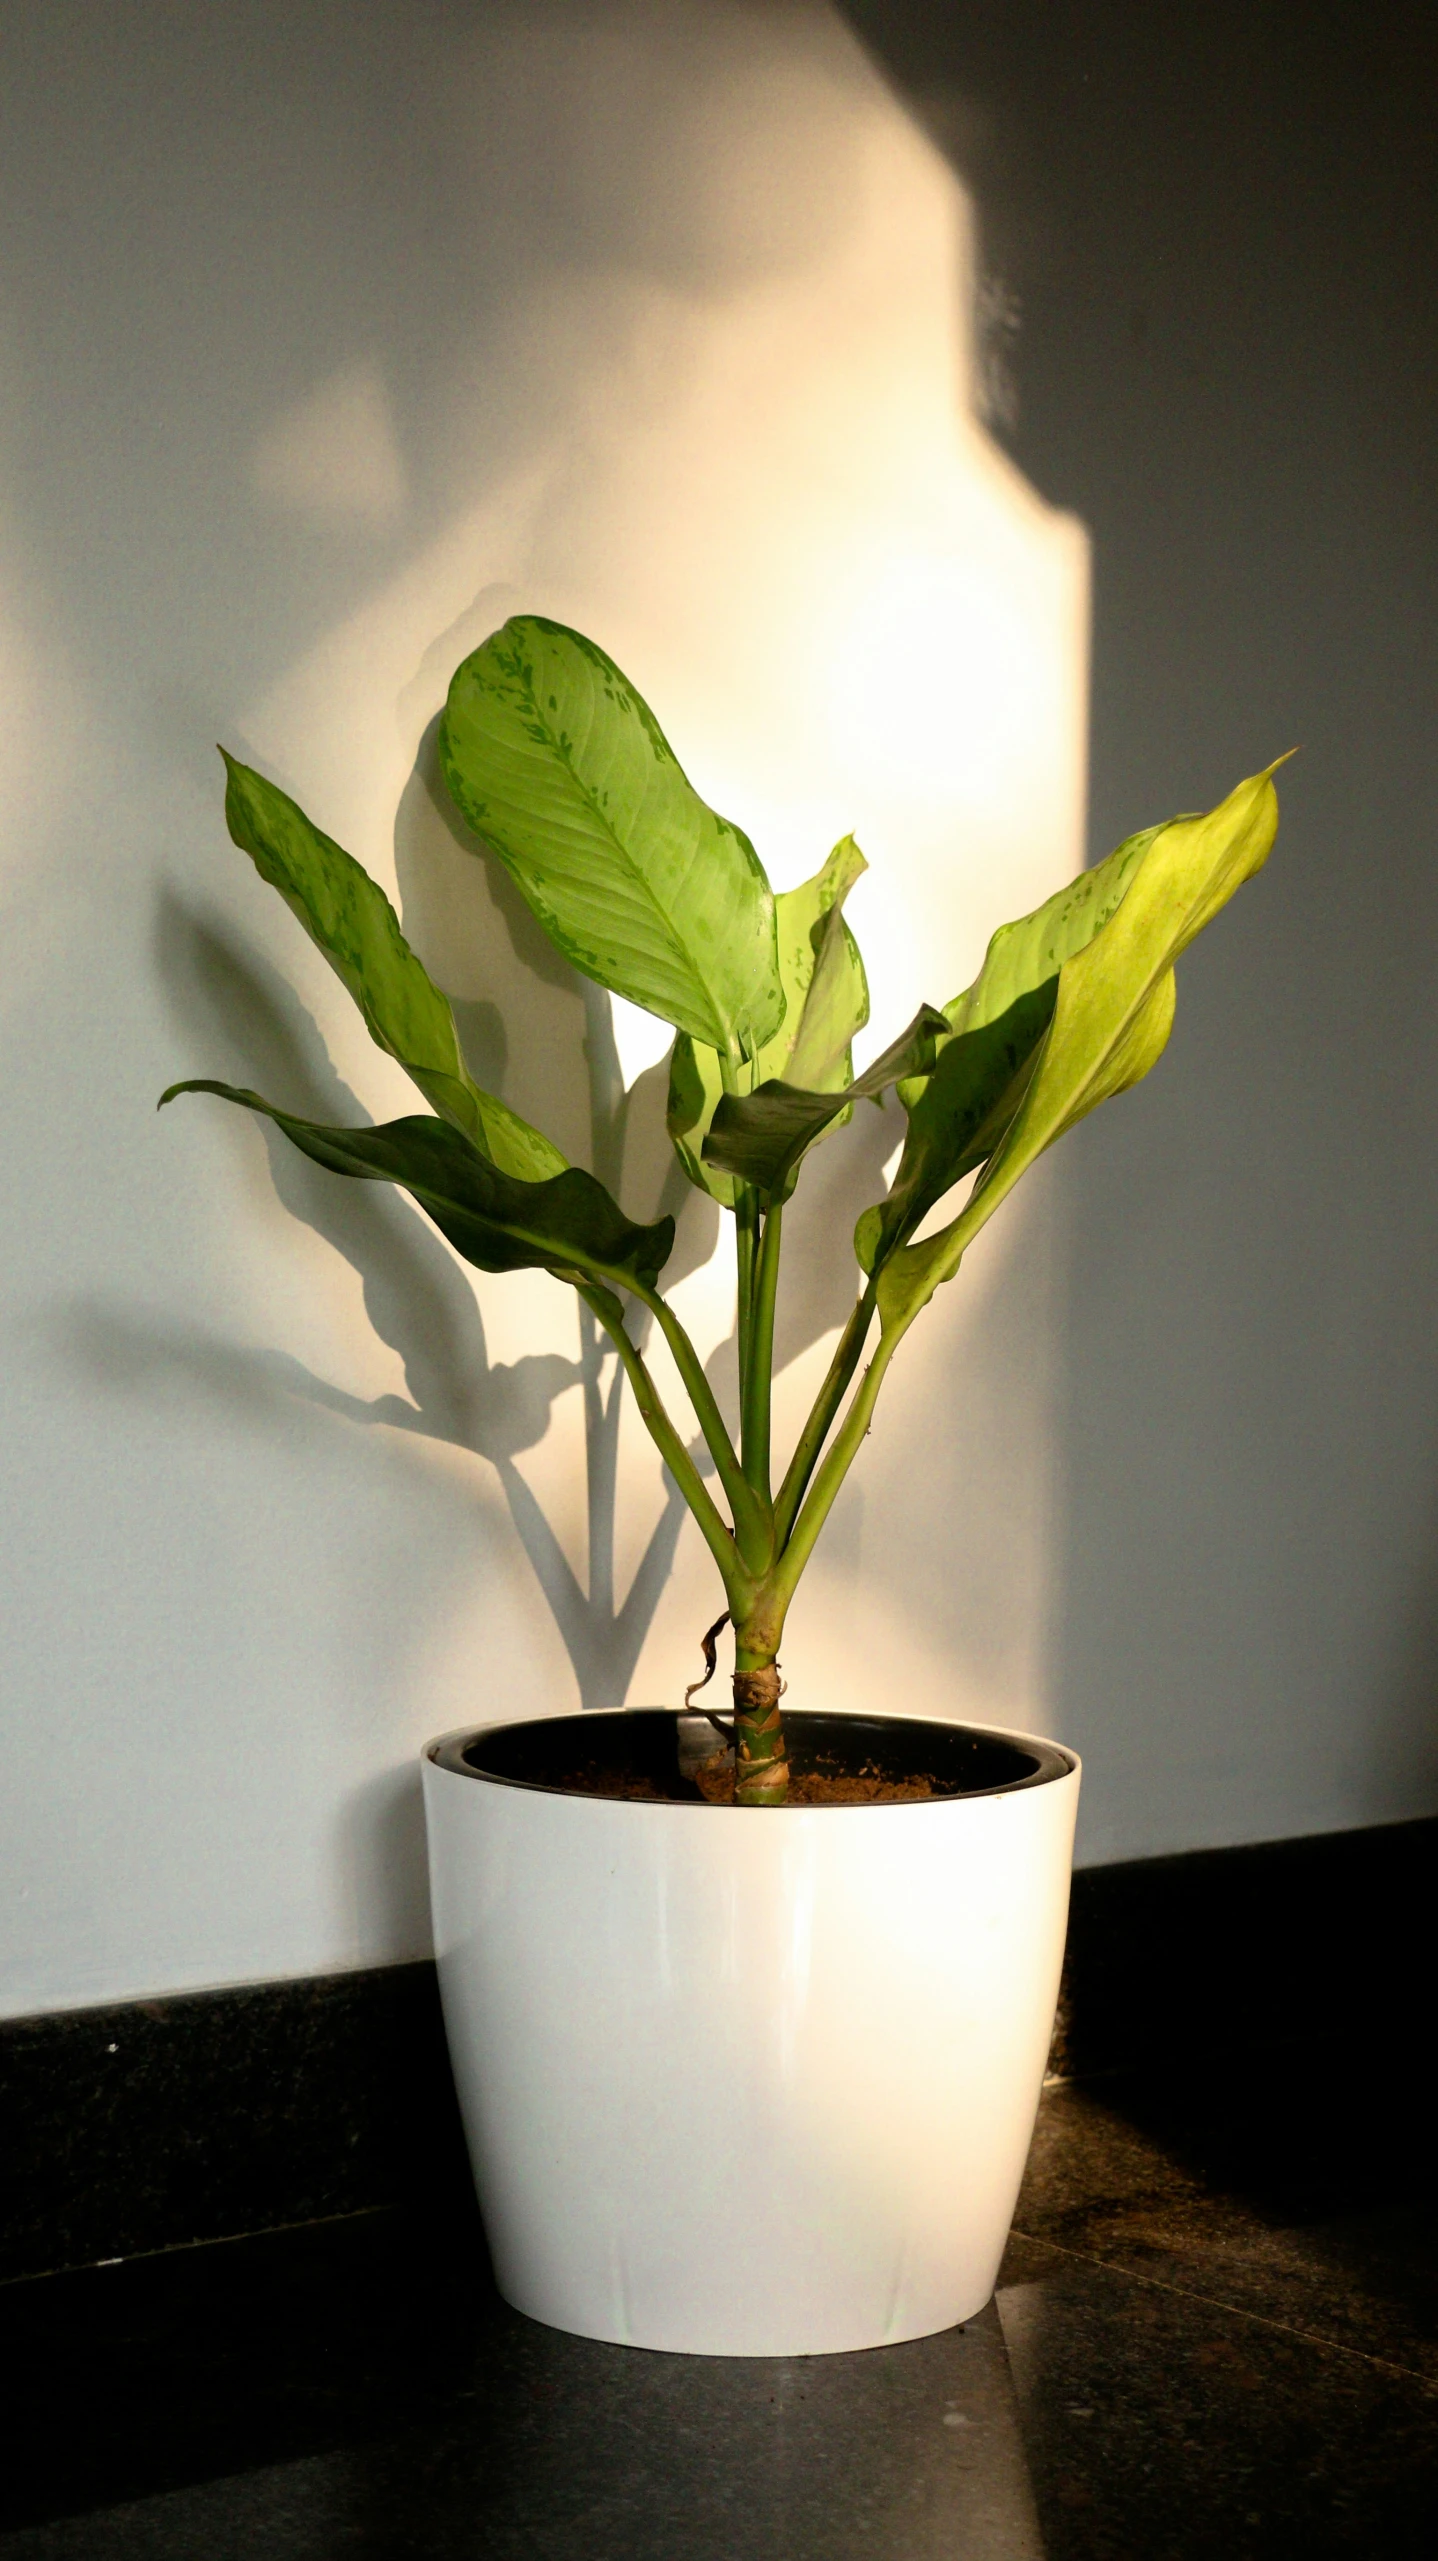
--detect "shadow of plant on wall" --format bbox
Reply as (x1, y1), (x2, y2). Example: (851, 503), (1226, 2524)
(137, 703), (913, 1721)
(71, 689), (918, 1731)
(144, 874), (704, 1714)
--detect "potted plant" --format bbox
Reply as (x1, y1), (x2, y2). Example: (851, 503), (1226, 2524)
(163, 616), (1282, 2354)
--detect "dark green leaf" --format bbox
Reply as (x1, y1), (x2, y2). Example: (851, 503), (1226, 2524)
(221, 753), (564, 1183)
(704, 1003), (949, 1200)
(855, 984), (1056, 1273)
(159, 1082), (673, 1293)
(441, 617), (785, 1057)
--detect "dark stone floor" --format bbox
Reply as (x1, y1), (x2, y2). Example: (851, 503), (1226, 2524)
(2, 2050), (1433, 2558)
(998, 2049), (1438, 2557)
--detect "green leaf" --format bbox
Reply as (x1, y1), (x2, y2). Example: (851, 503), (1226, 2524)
(667, 834), (871, 1209)
(666, 1029), (732, 1206)
(855, 985), (1056, 1273)
(221, 753), (565, 1184)
(440, 617), (785, 1057)
(856, 821), (1188, 1275)
(944, 821), (1172, 1046)
(158, 1083), (674, 1293)
(704, 1003), (950, 1201)
(873, 765), (1283, 1336)
(779, 834), (871, 1089)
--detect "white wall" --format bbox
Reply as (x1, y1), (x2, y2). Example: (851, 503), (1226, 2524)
(0, 0), (1087, 2016)
(10, 4), (1427, 2021)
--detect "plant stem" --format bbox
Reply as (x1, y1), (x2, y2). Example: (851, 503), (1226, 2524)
(732, 1626), (789, 1805)
(637, 1286), (767, 1562)
(771, 1273), (878, 1546)
(773, 1318), (905, 1611)
(576, 1295), (615, 1622)
(733, 1181), (760, 1411)
(579, 1283), (753, 1613)
(720, 1046), (760, 1426)
(741, 1197), (783, 1502)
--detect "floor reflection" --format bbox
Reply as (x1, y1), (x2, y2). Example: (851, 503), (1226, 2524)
(997, 2069), (1438, 2559)
(1, 2213), (1042, 2559)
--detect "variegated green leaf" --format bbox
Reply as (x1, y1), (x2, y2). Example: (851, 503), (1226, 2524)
(441, 618), (785, 1057)
(856, 820), (1190, 1274)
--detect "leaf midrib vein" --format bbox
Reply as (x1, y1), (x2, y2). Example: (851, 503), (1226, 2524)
(506, 660), (749, 1049)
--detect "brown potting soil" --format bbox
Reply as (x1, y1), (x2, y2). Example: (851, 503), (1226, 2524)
(548, 1761), (940, 1806)
(694, 1761), (936, 1806)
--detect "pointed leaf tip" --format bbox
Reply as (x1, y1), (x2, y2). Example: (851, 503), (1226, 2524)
(870, 764), (1285, 1334)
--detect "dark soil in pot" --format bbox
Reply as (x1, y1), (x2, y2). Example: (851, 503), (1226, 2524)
(431, 1712), (1070, 1806)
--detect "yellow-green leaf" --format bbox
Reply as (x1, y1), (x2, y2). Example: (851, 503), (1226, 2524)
(874, 766), (1283, 1334)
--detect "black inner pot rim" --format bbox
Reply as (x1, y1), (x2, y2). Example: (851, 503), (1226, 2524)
(428, 1710), (1076, 1805)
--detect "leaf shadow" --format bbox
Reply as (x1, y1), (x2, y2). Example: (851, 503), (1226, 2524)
(146, 884), (703, 1713)
(773, 1099), (903, 1376)
(143, 695), (901, 1738)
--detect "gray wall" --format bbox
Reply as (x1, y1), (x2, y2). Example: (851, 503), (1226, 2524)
(846, 0), (1438, 1857)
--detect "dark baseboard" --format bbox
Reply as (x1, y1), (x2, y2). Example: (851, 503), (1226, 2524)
(0, 1963), (472, 2286)
(5, 1813), (1434, 2285)
(1053, 1811), (1438, 2082)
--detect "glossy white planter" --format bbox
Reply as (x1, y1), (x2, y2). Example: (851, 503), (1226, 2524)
(422, 1711), (1079, 2358)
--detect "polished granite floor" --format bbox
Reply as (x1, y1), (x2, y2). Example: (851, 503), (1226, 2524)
(2, 2049), (1433, 2558)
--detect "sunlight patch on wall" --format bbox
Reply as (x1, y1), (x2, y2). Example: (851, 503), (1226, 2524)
(236, 2), (1089, 1725)
(0, 576), (89, 1020)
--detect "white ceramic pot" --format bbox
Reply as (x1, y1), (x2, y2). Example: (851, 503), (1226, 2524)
(422, 1710), (1079, 2358)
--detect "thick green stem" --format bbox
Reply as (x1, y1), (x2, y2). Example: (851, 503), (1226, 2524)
(576, 1296), (615, 1621)
(732, 1626), (789, 1806)
(734, 1182), (760, 1409)
(771, 1274), (878, 1547)
(720, 1046), (761, 1429)
(740, 1197), (783, 1503)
